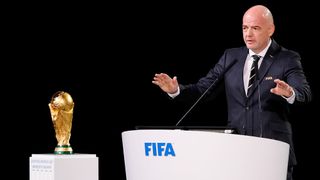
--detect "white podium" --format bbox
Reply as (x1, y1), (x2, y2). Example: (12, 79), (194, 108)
(30, 154), (98, 180)
(122, 129), (290, 180)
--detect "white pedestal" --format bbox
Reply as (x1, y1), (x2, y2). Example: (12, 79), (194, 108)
(30, 154), (98, 180)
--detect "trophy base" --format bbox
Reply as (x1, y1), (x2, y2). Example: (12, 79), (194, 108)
(54, 145), (73, 154)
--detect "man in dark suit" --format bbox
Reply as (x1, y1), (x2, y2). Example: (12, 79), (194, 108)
(152, 5), (312, 180)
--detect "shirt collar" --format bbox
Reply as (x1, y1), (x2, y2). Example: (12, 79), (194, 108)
(249, 39), (272, 58)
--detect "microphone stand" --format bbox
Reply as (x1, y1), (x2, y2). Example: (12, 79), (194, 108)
(175, 59), (238, 126)
(175, 77), (219, 126)
(254, 62), (263, 137)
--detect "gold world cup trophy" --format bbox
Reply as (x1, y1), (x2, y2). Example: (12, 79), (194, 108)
(48, 91), (74, 154)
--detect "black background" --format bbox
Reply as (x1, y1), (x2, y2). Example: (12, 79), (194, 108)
(3, 1), (319, 179)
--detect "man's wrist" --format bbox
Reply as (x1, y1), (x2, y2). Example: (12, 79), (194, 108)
(285, 86), (293, 98)
(168, 87), (180, 98)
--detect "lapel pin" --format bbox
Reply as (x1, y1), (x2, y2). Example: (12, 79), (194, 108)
(265, 76), (273, 80)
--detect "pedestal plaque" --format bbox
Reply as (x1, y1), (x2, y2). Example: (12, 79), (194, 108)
(30, 154), (98, 180)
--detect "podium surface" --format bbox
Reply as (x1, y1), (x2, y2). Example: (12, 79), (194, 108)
(122, 129), (289, 180)
(30, 154), (98, 180)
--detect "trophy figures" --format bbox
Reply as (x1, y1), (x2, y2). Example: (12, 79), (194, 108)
(48, 91), (74, 154)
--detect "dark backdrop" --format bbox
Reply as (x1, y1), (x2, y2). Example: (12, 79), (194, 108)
(4, 1), (318, 179)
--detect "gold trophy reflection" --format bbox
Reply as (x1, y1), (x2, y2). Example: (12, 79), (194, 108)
(48, 91), (74, 154)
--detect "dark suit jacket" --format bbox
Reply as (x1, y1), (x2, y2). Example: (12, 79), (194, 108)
(179, 40), (312, 166)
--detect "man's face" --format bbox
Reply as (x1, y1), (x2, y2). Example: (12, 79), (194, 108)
(242, 13), (274, 53)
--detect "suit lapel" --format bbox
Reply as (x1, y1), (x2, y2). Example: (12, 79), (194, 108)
(257, 54), (274, 85)
(247, 40), (280, 98)
(237, 48), (249, 98)
(246, 54), (274, 97)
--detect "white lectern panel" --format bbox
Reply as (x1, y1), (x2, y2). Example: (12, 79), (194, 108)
(122, 130), (289, 180)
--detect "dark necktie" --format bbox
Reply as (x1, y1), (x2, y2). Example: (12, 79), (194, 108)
(247, 55), (260, 96)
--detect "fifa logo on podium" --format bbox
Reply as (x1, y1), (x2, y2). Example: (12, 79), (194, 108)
(144, 142), (176, 157)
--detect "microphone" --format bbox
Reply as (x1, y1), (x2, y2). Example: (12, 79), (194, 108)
(175, 59), (238, 126)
